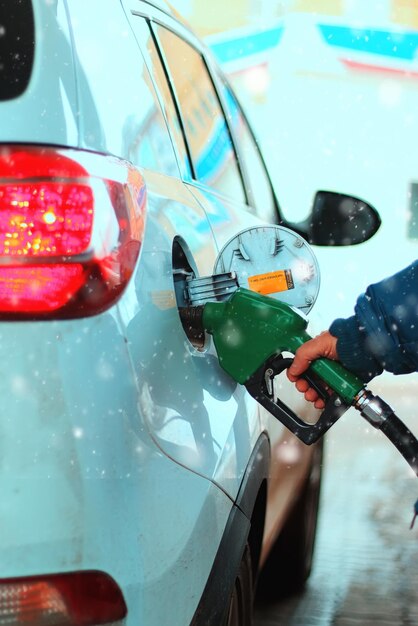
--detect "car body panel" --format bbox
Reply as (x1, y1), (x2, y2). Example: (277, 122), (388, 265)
(0, 309), (235, 625)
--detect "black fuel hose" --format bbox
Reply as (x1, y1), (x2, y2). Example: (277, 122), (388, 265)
(358, 391), (418, 479)
(380, 411), (418, 477)
(377, 409), (418, 528)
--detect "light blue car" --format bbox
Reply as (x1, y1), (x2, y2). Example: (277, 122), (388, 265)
(0, 1), (380, 624)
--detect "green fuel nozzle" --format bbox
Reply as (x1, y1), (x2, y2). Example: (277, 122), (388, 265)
(185, 287), (362, 445)
(201, 288), (363, 403)
(180, 288), (418, 488)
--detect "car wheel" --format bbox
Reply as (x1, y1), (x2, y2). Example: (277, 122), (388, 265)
(257, 439), (323, 600)
(224, 543), (253, 626)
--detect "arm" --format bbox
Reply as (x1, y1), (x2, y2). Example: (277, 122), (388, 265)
(336, 260), (418, 377)
(287, 260), (418, 406)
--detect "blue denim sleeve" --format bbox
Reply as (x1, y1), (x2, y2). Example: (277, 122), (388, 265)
(329, 261), (418, 381)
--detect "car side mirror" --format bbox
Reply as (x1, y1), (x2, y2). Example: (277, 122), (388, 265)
(307, 191), (381, 246)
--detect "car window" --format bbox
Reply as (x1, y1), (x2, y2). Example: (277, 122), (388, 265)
(68, 2), (178, 177)
(130, 17), (191, 179)
(155, 25), (246, 203)
(220, 81), (279, 223)
(0, 0), (35, 101)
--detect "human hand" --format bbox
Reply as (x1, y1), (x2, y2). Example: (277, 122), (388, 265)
(286, 331), (339, 409)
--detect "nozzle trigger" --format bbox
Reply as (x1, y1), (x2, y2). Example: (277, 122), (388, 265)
(245, 355), (349, 445)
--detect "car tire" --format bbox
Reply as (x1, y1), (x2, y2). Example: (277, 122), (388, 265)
(224, 543), (253, 626)
(256, 439), (323, 600)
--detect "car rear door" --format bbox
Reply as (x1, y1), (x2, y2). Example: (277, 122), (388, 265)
(118, 1), (264, 500)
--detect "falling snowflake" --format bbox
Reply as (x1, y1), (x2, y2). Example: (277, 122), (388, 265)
(73, 427), (84, 439)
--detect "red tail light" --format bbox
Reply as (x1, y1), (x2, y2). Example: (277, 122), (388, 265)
(0, 570), (127, 625)
(0, 146), (146, 318)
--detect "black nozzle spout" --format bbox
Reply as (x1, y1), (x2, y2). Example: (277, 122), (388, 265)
(179, 305), (205, 347)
